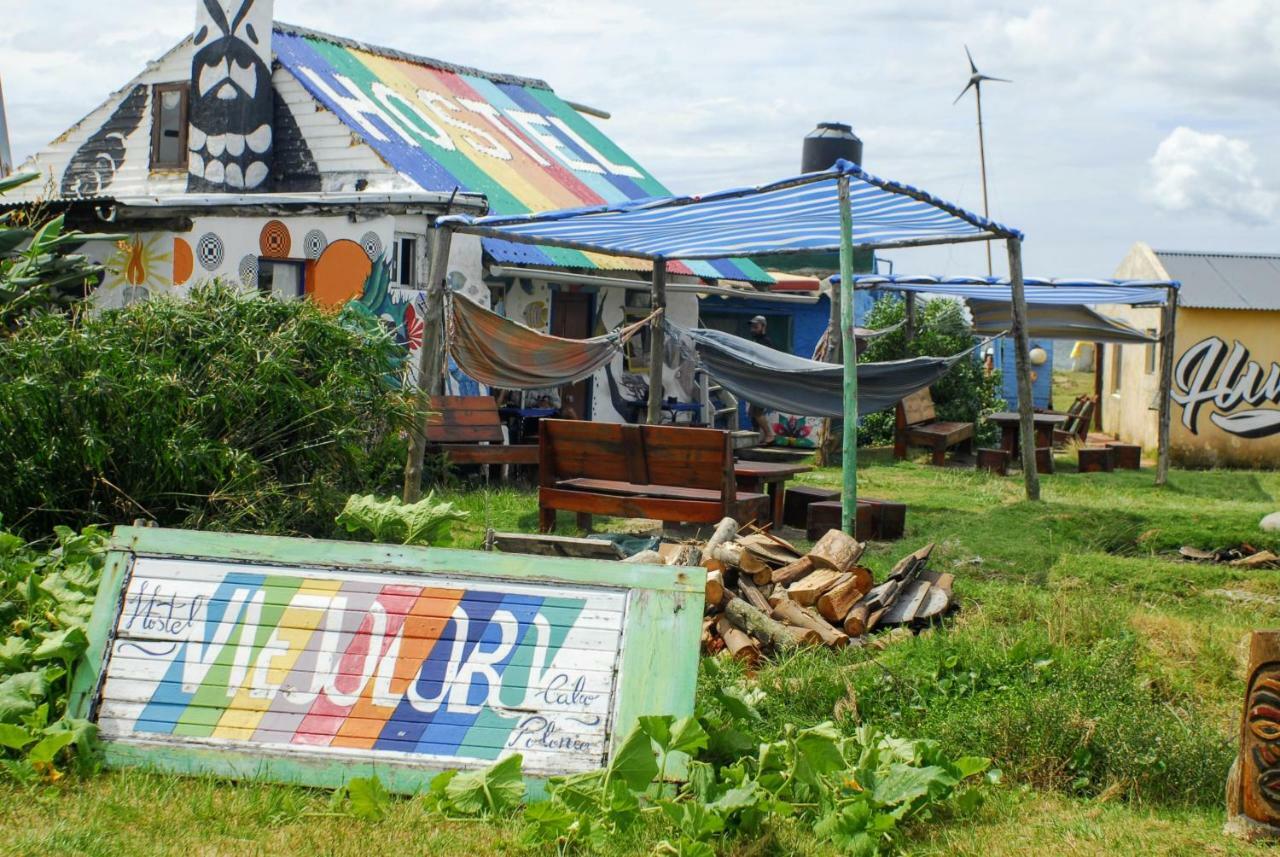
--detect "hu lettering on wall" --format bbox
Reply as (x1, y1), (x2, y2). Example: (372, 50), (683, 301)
(1172, 336), (1280, 439)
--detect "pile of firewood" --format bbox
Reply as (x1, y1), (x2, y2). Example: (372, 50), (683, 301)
(642, 517), (956, 664)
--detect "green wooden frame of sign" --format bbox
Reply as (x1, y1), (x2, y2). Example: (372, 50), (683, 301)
(69, 527), (705, 795)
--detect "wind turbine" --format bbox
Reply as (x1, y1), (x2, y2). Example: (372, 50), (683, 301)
(954, 45), (1009, 275)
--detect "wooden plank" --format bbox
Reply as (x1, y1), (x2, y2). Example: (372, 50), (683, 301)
(493, 532), (625, 560)
(539, 487), (736, 525)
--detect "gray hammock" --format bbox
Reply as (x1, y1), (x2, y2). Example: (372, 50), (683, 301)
(680, 325), (986, 418)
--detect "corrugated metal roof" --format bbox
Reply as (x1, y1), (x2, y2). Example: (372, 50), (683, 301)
(1154, 250), (1280, 311)
(271, 26), (771, 284)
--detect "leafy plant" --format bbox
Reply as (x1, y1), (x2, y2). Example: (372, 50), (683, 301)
(336, 493), (468, 546)
(0, 522), (106, 779)
(857, 295), (1005, 448)
(0, 172), (120, 331)
(0, 284), (417, 537)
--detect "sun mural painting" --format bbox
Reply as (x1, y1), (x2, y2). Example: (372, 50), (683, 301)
(107, 234), (186, 302)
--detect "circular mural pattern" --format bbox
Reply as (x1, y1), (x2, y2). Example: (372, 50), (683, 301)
(303, 229), (328, 260)
(196, 232), (224, 271)
(311, 239), (373, 307)
(238, 254), (258, 287)
(259, 220), (291, 259)
(172, 237), (194, 285)
(360, 230), (383, 260)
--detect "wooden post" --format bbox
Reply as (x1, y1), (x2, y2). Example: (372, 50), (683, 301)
(1006, 238), (1040, 501)
(817, 278), (843, 467)
(1155, 288), (1178, 486)
(645, 259), (667, 425)
(904, 293), (916, 342)
(837, 175), (859, 533)
(402, 225), (453, 503)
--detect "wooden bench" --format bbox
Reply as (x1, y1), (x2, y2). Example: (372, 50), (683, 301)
(426, 395), (538, 468)
(894, 388), (975, 466)
(537, 419), (769, 532)
(1053, 396), (1096, 447)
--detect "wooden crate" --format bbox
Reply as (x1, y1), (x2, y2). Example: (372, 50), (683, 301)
(976, 447), (1009, 476)
(1106, 442), (1141, 470)
(806, 497), (906, 541)
(1078, 446), (1115, 473)
(783, 484), (840, 529)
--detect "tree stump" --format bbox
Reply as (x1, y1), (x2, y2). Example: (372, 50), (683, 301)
(1227, 630), (1280, 841)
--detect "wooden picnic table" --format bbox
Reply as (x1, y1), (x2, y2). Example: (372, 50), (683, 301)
(985, 411), (1068, 456)
(734, 460), (813, 529)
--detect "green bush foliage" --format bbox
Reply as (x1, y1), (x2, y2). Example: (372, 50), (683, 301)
(0, 523), (106, 781)
(0, 284), (415, 536)
(858, 296), (1004, 447)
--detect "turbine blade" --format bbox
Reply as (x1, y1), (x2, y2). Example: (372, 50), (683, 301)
(953, 81), (975, 104)
(984, 75), (1012, 83)
(964, 44), (978, 74)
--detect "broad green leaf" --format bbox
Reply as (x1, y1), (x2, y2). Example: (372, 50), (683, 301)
(668, 716), (709, 756)
(0, 672), (49, 724)
(606, 726), (658, 793)
(708, 780), (762, 816)
(336, 493), (468, 546)
(870, 763), (953, 809)
(792, 722), (846, 787)
(656, 838), (716, 857)
(32, 626), (88, 663)
(638, 714), (673, 752)
(0, 723), (34, 750)
(522, 799), (577, 841)
(660, 801), (725, 841)
(685, 760), (716, 802)
(712, 684), (763, 724)
(950, 756), (991, 780)
(345, 775), (391, 820)
(0, 636), (32, 671)
(445, 754), (525, 815)
(26, 729), (77, 764)
(546, 769), (605, 813)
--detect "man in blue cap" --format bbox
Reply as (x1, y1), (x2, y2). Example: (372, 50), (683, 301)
(747, 316), (776, 444)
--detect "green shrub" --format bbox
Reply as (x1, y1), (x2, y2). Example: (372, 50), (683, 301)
(0, 284), (415, 536)
(858, 296), (1004, 447)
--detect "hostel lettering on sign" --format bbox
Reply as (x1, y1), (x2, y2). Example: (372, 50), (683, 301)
(98, 558), (625, 773)
(1172, 336), (1280, 439)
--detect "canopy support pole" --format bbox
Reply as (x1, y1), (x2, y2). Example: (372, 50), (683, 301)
(645, 259), (667, 425)
(403, 225), (453, 504)
(1006, 237), (1040, 501)
(838, 175), (858, 532)
(904, 293), (916, 342)
(1155, 288), (1178, 486)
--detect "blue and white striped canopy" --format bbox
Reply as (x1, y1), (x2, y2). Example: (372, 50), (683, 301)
(842, 274), (1178, 306)
(438, 160), (1021, 260)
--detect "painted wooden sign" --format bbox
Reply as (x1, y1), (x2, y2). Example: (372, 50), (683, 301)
(70, 527), (704, 792)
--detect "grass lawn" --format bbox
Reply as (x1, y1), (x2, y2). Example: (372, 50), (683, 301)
(4, 452), (1279, 855)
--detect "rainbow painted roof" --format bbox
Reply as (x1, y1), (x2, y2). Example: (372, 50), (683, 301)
(273, 26), (770, 284)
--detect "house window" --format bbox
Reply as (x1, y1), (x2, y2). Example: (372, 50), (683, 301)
(258, 259), (306, 300)
(150, 83), (189, 169)
(1110, 344), (1123, 393)
(1144, 329), (1158, 374)
(389, 235), (418, 286)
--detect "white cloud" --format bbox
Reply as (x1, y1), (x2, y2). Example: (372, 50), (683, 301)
(1148, 127), (1276, 225)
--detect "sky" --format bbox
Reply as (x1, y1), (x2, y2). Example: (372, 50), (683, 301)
(3, 0), (1277, 278)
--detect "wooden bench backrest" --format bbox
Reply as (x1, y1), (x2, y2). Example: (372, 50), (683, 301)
(426, 395), (504, 444)
(539, 419), (732, 493)
(898, 387), (937, 427)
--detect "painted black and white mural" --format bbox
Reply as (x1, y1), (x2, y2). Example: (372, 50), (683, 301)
(188, 0), (274, 191)
(60, 85), (148, 197)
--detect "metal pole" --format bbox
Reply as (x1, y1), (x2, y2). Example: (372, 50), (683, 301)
(838, 175), (858, 532)
(1155, 287), (1178, 486)
(645, 259), (667, 425)
(976, 84), (993, 277)
(1006, 237), (1040, 501)
(402, 225), (453, 503)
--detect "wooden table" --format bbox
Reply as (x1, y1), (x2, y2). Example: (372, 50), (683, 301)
(985, 412), (1068, 456)
(734, 461), (813, 529)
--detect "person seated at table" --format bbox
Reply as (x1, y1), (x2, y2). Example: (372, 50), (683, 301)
(747, 315), (776, 445)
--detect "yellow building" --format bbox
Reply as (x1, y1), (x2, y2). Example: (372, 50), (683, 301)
(1100, 243), (1280, 468)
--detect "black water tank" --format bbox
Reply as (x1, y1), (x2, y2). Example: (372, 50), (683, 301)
(802, 122), (863, 172)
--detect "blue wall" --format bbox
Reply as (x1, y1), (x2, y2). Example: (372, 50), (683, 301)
(995, 337), (1053, 409)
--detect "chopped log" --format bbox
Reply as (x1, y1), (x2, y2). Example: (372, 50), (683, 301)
(768, 587), (790, 608)
(715, 616), (760, 665)
(772, 598), (849, 649)
(752, 566), (774, 586)
(783, 624), (823, 646)
(772, 556), (816, 587)
(808, 529), (865, 573)
(707, 540), (769, 576)
(817, 570), (872, 622)
(739, 532), (801, 566)
(736, 575), (773, 614)
(878, 579), (932, 626)
(700, 517), (739, 564)
(789, 569), (849, 606)
(844, 601), (870, 637)
(724, 597), (798, 652)
(914, 571), (954, 622)
(705, 569), (724, 608)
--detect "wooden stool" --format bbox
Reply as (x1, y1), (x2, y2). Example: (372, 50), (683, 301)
(783, 485), (840, 529)
(976, 447), (1009, 476)
(1077, 446), (1115, 473)
(1106, 442), (1142, 470)
(806, 497), (906, 541)
(1035, 446), (1055, 474)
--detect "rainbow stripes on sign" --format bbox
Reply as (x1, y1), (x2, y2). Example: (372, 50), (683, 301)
(272, 26), (770, 283)
(98, 559), (624, 770)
